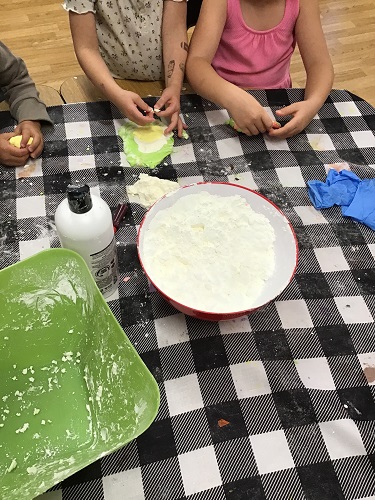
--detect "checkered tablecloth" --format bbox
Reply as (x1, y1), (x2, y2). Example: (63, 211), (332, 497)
(1, 89), (375, 500)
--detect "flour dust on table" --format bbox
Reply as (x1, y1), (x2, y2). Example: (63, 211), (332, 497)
(142, 191), (276, 312)
(118, 121), (174, 169)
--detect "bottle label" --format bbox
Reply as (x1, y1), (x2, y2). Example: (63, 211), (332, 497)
(90, 237), (119, 295)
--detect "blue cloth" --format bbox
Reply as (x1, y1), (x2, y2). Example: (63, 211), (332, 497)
(308, 169), (375, 231)
(307, 170), (361, 209)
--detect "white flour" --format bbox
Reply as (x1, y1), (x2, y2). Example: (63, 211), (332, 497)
(128, 173), (179, 207)
(142, 191), (276, 312)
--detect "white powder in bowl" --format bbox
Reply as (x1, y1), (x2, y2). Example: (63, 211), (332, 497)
(142, 191), (276, 312)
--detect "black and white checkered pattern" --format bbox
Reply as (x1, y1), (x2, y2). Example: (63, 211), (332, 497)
(1, 89), (375, 500)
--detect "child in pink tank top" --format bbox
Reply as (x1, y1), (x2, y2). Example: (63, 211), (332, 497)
(186, 0), (333, 139)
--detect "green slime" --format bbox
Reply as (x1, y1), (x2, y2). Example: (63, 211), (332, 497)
(118, 121), (174, 169)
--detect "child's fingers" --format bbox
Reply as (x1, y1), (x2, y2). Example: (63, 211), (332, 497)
(20, 131), (32, 149)
(177, 120), (184, 138)
(261, 114), (274, 132)
(128, 102), (155, 125)
(156, 102), (180, 118)
(276, 103), (298, 117)
(134, 96), (153, 115)
(1, 132), (16, 141)
(28, 139), (39, 154)
(164, 114), (178, 135)
(268, 121), (299, 139)
(8, 150), (30, 166)
(29, 136), (42, 158)
(30, 142), (44, 159)
(131, 114), (155, 126)
(7, 144), (29, 157)
(153, 97), (167, 113)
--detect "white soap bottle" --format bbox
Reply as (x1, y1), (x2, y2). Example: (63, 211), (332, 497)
(55, 184), (119, 298)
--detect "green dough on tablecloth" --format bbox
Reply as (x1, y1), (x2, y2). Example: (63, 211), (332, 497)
(118, 121), (174, 168)
(225, 118), (243, 133)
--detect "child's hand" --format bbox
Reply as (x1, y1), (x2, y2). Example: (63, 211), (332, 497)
(0, 132), (30, 167)
(154, 86), (187, 138)
(268, 101), (318, 139)
(14, 120), (44, 159)
(227, 91), (274, 136)
(115, 91), (155, 126)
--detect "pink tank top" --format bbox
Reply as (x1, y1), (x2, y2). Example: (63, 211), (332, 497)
(212, 0), (299, 89)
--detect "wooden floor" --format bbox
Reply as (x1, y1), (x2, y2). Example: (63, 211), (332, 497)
(1, 0), (374, 105)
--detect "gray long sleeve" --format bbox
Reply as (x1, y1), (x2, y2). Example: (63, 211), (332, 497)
(0, 41), (53, 125)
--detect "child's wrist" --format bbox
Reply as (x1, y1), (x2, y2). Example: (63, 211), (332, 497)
(165, 80), (182, 92)
(19, 120), (41, 129)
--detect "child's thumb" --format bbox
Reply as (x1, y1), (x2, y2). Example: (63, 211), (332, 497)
(276, 104), (297, 116)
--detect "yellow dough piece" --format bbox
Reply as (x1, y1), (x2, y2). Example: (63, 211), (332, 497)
(9, 135), (33, 148)
(133, 124), (164, 144)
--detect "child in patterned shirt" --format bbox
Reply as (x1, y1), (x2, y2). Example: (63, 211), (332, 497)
(64, 0), (202, 137)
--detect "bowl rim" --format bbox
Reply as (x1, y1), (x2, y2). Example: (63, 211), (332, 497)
(137, 181), (299, 317)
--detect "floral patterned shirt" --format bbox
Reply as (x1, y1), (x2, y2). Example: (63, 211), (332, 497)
(64, 0), (183, 80)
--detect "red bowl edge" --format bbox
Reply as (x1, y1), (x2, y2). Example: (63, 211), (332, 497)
(136, 182), (299, 321)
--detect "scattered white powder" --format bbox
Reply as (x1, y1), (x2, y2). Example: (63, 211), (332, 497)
(128, 173), (179, 208)
(33, 408), (40, 415)
(6, 459), (17, 473)
(96, 386), (103, 402)
(101, 427), (109, 442)
(142, 191), (275, 312)
(15, 423), (29, 433)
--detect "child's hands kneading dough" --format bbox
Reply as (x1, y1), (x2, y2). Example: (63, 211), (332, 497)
(0, 121), (44, 167)
(13, 120), (44, 158)
(0, 132), (30, 167)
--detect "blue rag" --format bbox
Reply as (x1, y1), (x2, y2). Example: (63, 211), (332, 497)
(308, 169), (375, 231)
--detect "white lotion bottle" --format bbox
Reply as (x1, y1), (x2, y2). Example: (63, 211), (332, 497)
(55, 184), (119, 298)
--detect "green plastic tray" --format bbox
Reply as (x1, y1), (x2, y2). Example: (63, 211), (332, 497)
(0, 249), (160, 500)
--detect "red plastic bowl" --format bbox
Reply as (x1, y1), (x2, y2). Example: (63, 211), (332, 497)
(137, 182), (298, 321)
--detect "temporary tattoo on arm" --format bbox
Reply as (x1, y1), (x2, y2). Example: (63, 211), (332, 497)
(179, 62), (185, 73)
(180, 41), (188, 52)
(167, 60), (175, 79)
